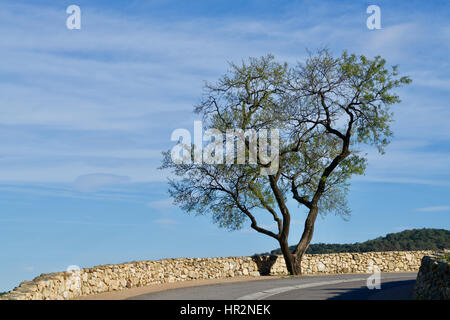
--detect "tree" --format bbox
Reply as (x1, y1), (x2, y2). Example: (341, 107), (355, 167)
(161, 49), (411, 275)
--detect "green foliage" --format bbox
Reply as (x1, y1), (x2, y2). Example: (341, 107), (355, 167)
(264, 229), (450, 255)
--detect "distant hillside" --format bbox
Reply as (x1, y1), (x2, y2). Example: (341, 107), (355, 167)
(263, 228), (450, 255)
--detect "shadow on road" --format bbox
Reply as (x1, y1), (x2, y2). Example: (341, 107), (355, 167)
(327, 279), (416, 300)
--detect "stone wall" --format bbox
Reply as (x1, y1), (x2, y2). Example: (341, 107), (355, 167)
(413, 254), (449, 300)
(1, 250), (435, 300)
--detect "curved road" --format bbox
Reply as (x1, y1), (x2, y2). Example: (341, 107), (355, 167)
(128, 272), (417, 300)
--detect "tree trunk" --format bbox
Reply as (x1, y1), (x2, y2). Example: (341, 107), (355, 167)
(279, 238), (302, 275)
(293, 205), (318, 259)
(278, 206), (320, 275)
(285, 254), (302, 275)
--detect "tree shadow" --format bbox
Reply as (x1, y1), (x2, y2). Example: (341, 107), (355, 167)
(327, 279), (416, 300)
(251, 255), (279, 275)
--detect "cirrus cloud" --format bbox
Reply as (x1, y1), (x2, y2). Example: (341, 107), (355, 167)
(73, 173), (130, 192)
(415, 206), (450, 212)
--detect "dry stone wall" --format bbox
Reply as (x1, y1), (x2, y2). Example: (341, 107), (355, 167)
(1, 250), (435, 300)
(413, 254), (449, 299)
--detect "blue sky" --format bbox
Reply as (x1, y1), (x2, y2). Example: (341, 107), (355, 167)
(0, 0), (449, 291)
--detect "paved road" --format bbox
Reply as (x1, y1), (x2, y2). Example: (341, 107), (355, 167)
(129, 273), (417, 300)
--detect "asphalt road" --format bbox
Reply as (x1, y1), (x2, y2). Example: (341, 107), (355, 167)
(128, 272), (417, 300)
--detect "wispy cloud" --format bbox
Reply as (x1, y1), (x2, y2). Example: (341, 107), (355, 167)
(356, 139), (450, 186)
(0, 182), (161, 203)
(415, 206), (450, 212)
(72, 173), (130, 192)
(355, 176), (450, 187)
(154, 218), (180, 226)
(0, 217), (141, 227)
(147, 198), (175, 209)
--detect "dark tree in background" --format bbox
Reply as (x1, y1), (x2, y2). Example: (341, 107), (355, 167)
(161, 50), (411, 275)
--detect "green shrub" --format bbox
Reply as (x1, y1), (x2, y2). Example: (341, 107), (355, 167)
(440, 252), (450, 262)
(261, 228), (450, 255)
